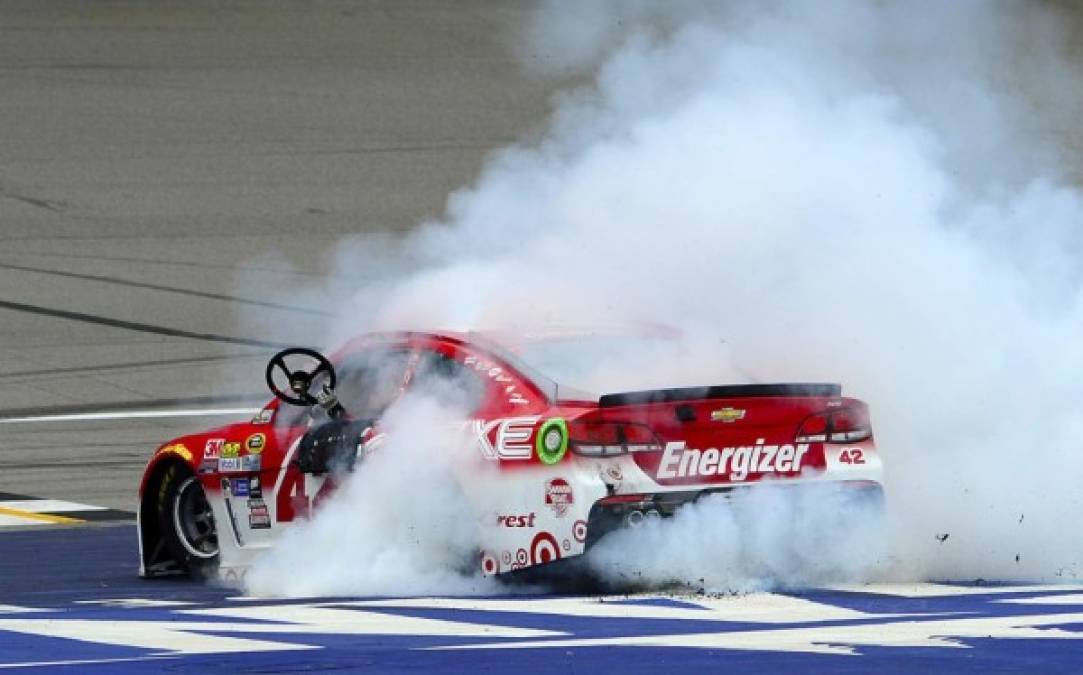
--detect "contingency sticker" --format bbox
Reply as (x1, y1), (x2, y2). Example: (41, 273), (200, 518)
(218, 455), (259, 473)
(245, 433), (266, 454)
(204, 439), (224, 459)
(248, 498), (271, 529)
(230, 479), (250, 498)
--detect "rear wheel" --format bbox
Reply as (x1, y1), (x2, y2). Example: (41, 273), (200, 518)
(157, 464), (219, 578)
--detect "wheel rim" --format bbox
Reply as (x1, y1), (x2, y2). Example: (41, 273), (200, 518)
(173, 476), (219, 559)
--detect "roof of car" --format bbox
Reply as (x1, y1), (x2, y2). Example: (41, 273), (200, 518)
(334, 326), (676, 403)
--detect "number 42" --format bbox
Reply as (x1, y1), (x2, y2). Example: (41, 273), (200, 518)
(838, 448), (866, 464)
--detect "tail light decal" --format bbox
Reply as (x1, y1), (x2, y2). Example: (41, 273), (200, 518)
(796, 405), (872, 444)
(568, 421), (663, 457)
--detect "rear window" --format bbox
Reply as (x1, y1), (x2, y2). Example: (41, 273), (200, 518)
(511, 335), (679, 393)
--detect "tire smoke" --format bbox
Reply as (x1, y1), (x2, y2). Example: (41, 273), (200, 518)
(249, 1), (1083, 590)
(245, 394), (497, 597)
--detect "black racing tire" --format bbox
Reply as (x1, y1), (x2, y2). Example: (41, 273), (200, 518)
(156, 463), (220, 579)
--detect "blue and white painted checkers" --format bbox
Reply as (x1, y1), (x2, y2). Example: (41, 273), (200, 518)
(0, 526), (1081, 673)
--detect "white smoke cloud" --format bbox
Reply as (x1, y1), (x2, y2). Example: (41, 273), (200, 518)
(245, 394), (498, 597)
(248, 0), (1083, 591)
(587, 483), (887, 592)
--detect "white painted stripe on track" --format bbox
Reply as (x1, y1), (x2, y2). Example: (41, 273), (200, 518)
(997, 593), (1083, 605)
(823, 582), (1083, 597)
(0, 606), (46, 614)
(0, 407), (260, 424)
(434, 611), (1083, 655)
(348, 594), (882, 623)
(75, 599), (197, 608)
(0, 514), (39, 527)
(0, 656), (175, 670)
(0, 500), (106, 513)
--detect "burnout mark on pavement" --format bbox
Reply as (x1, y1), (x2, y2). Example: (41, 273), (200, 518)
(0, 493), (132, 527)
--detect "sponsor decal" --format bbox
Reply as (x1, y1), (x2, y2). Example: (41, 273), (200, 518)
(535, 418), (568, 465)
(248, 474), (262, 498)
(656, 439), (810, 481)
(203, 439), (224, 459)
(710, 407), (746, 423)
(601, 464), (623, 488)
(248, 498), (271, 529)
(219, 456), (260, 473)
(245, 433), (266, 454)
(474, 416), (540, 460)
(230, 478), (250, 498)
(544, 478), (574, 517)
(221, 477), (232, 497)
(251, 408), (274, 424)
(155, 443), (192, 462)
(496, 513), (536, 528)
(221, 442), (241, 459)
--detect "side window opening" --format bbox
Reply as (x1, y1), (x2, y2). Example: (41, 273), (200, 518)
(334, 349), (413, 420)
(407, 350), (487, 415)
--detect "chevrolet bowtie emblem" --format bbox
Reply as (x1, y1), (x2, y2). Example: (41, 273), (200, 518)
(710, 407), (746, 423)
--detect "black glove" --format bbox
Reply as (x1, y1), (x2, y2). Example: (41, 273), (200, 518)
(295, 419), (372, 475)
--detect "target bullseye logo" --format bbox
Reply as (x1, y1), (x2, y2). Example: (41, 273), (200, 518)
(530, 531), (562, 565)
(480, 552), (500, 576)
(572, 519), (588, 543)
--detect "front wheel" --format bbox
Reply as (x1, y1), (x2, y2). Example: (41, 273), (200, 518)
(157, 465), (219, 578)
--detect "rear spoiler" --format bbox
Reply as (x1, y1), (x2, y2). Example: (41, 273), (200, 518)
(598, 383), (842, 407)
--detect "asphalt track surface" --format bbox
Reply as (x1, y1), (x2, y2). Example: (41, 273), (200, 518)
(0, 0), (564, 509)
(2, 2), (1083, 673)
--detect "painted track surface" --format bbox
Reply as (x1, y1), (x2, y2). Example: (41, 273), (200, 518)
(1, 525), (1082, 673)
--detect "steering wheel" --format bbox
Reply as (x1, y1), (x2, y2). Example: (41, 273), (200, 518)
(265, 347), (337, 406)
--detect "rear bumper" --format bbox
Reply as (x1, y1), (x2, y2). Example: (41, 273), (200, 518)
(584, 480), (884, 548)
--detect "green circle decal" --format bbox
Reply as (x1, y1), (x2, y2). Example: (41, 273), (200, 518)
(536, 418), (568, 465)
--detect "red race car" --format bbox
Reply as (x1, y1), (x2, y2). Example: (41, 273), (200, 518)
(137, 330), (882, 581)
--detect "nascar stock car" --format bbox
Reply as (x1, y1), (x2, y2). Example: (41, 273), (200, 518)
(138, 330), (883, 581)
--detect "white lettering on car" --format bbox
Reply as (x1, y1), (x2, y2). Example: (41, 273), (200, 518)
(473, 416), (540, 460)
(464, 355), (531, 405)
(656, 438), (811, 481)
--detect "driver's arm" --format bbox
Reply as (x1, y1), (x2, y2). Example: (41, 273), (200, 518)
(315, 383), (347, 420)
